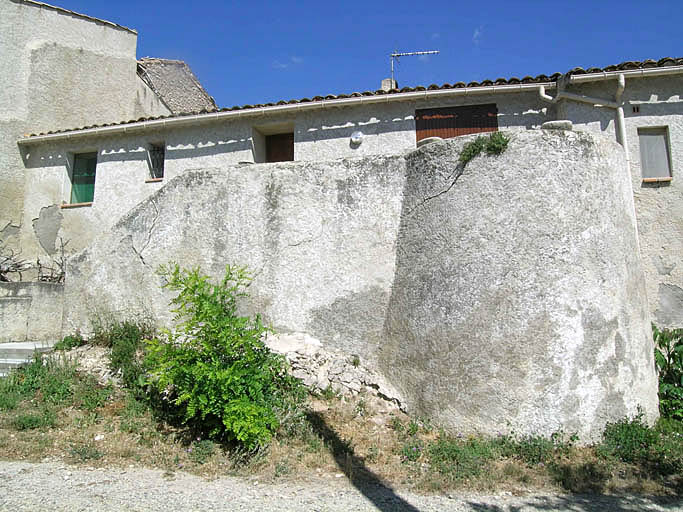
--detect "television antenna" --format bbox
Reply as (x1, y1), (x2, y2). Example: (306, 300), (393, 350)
(390, 50), (440, 85)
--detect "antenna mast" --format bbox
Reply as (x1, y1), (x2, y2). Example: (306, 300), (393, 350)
(390, 50), (440, 84)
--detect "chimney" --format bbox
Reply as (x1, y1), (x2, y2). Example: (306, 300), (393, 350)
(381, 78), (398, 92)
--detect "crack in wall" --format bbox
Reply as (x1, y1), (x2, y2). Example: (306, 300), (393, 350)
(406, 164), (466, 216)
(138, 200), (160, 257)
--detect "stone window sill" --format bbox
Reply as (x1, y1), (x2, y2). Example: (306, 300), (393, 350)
(60, 202), (92, 209)
(642, 177), (672, 183)
(145, 178), (163, 183)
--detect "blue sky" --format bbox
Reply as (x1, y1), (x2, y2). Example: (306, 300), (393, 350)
(54, 0), (680, 108)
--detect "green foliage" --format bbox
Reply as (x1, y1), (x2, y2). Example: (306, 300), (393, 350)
(427, 436), (497, 479)
(458, 132), (510, 166)
(15, 353), (78, 404)
(188, 439), (215, 464)
(653, 324), (683, 420)
(459, 136), (487, 165)
(597, 411), (658, 463)
(145, 263), (305, 450)
(54, 332), (85, 351)
(11, 408), (57, 430)
(69, 442), (103, 462)
(106, 320), (153, 391)
(401, 438), (423, 462)
(485, 131), (510, 155)
(74, 376), (111, 411)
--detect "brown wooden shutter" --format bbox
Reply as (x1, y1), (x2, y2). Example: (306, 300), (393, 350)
(266, 133), (294, 162)
(415, 104), (498, 142)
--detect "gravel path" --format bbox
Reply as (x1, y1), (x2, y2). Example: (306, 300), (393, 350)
(0, 461), (681, 511)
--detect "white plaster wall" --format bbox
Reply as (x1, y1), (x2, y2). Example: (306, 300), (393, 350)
(0, 0), (142, 263)
(134, 77), (173, 119)
(563, 76), (683, 327)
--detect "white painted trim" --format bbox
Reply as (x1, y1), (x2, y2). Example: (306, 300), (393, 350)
(18, 82), (557, 145)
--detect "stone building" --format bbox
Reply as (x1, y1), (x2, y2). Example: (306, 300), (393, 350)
(2, 0), (680, 440)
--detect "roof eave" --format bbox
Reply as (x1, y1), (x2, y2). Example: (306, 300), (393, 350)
(17, 81), (556, 145)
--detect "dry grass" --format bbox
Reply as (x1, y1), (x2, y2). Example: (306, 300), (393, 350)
(1, 377), (681, 497)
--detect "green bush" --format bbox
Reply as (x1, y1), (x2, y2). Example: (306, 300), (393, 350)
(653, 324), (683, 420)
(597, 411), (658, 464)
(145, 263), (305, 450)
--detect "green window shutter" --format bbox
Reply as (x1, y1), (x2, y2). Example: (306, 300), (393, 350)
(71, 153), (97, 203)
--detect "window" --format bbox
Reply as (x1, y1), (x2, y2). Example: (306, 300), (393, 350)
(148, 143), (165, 180)
(252, 123), (295, 163)
(70, 152), (97, 204)
(266, 133), (294, 162)
(638, 127), (672, 181)
(415, 104), (498, 142)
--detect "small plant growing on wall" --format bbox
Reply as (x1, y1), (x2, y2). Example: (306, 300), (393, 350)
(459, 132), (510, 166)
(145, 263), (304, 450)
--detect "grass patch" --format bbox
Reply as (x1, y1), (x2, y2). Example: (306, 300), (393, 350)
(11, 408), (57, 431)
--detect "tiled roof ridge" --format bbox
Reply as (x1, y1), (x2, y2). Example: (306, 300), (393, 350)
(25, 56), (683, 138)
(15, 0), (136, 34)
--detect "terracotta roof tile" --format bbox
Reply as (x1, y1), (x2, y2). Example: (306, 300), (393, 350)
(24, 57), (683, 138)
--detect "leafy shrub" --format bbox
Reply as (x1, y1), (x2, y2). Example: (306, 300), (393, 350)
(653, 324), (683, 420)
(54, 332), (85, 351)
(597, 411), (658, 463)
(145, 263), (305, 450)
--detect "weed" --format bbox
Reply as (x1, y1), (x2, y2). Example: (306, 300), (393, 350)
(427, 436), (497, 480)
(320, 385), (339, 401)
(550, 461), (611, 493)
(513, 435), (556, 465)
(485, 131), (510, 155)
(598, 411), (658, 464)
(74, 376), (111, 411)
(355, 399), (367, 417)
(69, 442), (103, 462)
(188, 439), (215, 465)
(459, 132), (510, 166)
(274, 458), (292, 477)
(54, 332), (85, 351)
(390, 416), (404, 434)
(0, 386), (21, 410)
(100, 320), (154, 391)
(351, 355), (360, 367)
(365, 444), (379, 463)
(407, 420), (420, 437)
(11, 407), (57, 430)
(401, 438), (423, 462)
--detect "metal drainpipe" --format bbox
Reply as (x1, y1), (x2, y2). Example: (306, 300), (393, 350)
(539, 73), (630, 170)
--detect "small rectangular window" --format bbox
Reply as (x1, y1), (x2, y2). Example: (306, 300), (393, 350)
(148, 143), (165, 179)
(70, 152), (97, 204)
(638, 127), (672, 181)
(266, 133), (294, 162)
